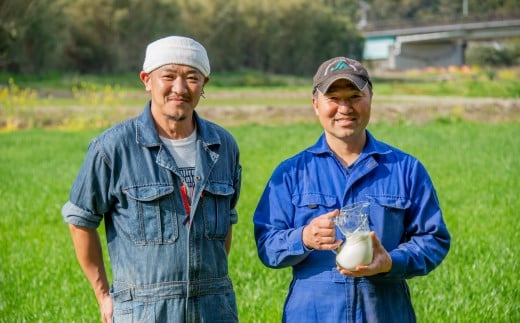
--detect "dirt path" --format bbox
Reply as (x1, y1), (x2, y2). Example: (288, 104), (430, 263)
(197, 95), (520, 126)
(2, 93), (519, 130)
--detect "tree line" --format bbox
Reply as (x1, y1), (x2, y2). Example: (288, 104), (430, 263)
(363, 0), (519, 30)
(0, 0), (518, 75)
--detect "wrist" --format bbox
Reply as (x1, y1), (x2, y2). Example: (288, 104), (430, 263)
(94, 287), (110, 304)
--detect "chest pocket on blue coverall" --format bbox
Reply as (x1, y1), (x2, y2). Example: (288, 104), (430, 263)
(291, 193), (337, 227)
(367, 195), (411, 250)
(202, 181), (235, 240)
(123, 185), (179, 245)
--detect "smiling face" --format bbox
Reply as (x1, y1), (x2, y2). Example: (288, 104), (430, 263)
(312, 78), (372, 150)
(140, 64), (208, 134)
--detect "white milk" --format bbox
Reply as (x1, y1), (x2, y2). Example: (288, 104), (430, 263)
(335, 232), (373, 270)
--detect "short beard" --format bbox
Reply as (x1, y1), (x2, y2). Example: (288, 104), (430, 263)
(167, 115), (187, 122)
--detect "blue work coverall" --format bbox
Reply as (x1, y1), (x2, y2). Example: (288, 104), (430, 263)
(253, 131), (450, 323)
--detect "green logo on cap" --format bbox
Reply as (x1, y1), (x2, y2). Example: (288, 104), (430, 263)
(330, 61), (351, 72)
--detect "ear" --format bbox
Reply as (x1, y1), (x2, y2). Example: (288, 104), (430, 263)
(312, 96), (319, 116)
(203, 76), (210, 86)
(140, 71), (151, 92)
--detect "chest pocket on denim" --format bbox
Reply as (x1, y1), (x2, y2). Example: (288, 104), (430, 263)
(366, 195), (411, 250)
(202, 181), (235, 240)
(123, 185), (178, 245)
(291, 193), (337, 227)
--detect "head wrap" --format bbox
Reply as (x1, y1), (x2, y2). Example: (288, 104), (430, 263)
(142, 36), (210, 76)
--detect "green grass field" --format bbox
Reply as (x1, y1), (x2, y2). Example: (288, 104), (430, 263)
(0, 120), (518, 322)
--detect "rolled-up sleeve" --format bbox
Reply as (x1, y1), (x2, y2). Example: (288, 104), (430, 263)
(62, 138), (112, 229)
(61, 201), (102, 229)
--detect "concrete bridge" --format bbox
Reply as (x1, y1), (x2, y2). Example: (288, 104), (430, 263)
(362, 17), (520, 70)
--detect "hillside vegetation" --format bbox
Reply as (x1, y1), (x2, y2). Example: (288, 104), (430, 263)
(1, 0), (519, 75)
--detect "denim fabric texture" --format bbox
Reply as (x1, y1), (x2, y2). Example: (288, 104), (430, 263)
(62, 103), (241, 322)
(253, 131), (450, 323)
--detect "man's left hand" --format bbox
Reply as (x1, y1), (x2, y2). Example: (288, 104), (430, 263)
(337, 231), (392, 277)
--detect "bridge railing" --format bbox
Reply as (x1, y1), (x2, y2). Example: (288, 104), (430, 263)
(361, 10), (520, 32)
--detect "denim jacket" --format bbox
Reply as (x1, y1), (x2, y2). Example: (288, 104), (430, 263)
(253, 131), (450, 323)
(62, 103), (241, 321)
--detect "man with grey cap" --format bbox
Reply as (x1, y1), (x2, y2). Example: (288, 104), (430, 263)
(62, 35), (241, 322)
(253, 57), (450, 322)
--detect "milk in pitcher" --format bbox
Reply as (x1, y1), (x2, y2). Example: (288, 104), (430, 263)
(335, 231), (373, 270)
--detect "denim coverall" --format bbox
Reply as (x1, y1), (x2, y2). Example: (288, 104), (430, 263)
(62, 104), (241, 322)
(253, 131), (450, 323)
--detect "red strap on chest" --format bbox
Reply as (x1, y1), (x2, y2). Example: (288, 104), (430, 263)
(180, 185), (191, 224)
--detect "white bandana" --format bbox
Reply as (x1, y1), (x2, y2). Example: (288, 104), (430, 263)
(142, 36), (210, 76)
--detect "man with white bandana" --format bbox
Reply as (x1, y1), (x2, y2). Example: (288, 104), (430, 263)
(62, 36), (241, 322)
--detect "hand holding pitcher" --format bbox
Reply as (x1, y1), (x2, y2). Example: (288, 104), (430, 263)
(302, 210), (343, 251)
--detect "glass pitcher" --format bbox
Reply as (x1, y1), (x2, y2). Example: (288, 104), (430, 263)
(332, 201), (373, 270)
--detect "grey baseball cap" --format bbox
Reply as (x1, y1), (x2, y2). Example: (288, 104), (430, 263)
(313, 57), (371, 94)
